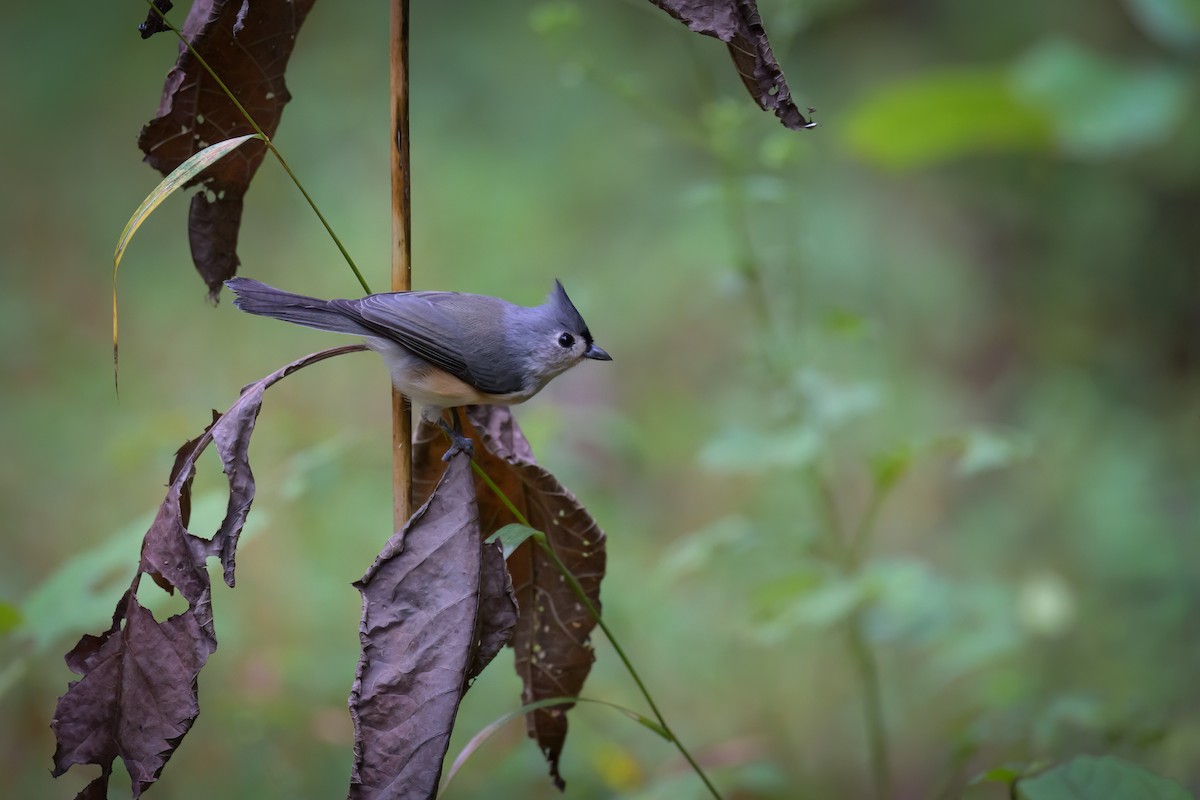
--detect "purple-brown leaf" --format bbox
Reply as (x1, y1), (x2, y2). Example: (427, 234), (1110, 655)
(51, 346), (365, 799)
(138, 477), (217, 649)
(137, 0), (316, 298)
(468, 540), (519, 684)
(51, 591), (210, 798)
(349, 453), (496, 800)
(414, 407), (606, 790)
(209, 386), (259, 587)
(647, 0), (815, 130)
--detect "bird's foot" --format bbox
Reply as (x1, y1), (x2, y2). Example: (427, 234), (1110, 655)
(437, 413), (474, 461)
(442, 431), (474, 462)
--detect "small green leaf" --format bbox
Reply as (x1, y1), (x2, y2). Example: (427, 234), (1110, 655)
(792, 369), (884, 430)
(485, 523), (543, 559)
(971, 764), (1026, 786)
(529, 0), (582, 37)
(700, 425), (821, 473)
(659, 516), (753, 579)
(752, 569), (826, 614)
(753, 571), (865, 643)
(1124, 0), (1200, 49)
(845, 68), (1053, 169)
(821, 308), (872, 339)
(872, 444), (914, 491)
(112, 133), (263, 388)
(1010, 39), (1189, 158)
(760, 130), (806, 169)
(0, 602), (21, 634)
(953, 429), (1032, 476)
(1017, 755), (1193, 800)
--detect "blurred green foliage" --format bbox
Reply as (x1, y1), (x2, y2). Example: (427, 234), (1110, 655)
(2, 0), (1198, 798)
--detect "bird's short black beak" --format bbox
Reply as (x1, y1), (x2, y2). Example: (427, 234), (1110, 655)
(584, 343), (612, 361)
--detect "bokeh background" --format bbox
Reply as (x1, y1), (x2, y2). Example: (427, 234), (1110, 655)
(3, 0), (1198, 797)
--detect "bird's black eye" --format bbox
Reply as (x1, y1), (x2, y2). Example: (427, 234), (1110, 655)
(557, 333), (575, 348)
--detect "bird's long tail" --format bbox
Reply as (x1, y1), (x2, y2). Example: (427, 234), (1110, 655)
(225, 278), (371, 336)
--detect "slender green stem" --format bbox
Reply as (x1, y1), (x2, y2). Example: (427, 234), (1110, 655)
(716, 156), (773, 328)
(848, 617), (890, 800)
(807, 465), (849, 564)
(848, 482), (887, 571)
(144, 1), (371, 295)
(807, 469), (892, 799)
(470, 457), (724, 800)
(469, 461), (525, 524)
(682, 22), (890, 796)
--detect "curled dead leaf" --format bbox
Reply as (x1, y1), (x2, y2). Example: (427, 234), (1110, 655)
(646, 0), (815, 129)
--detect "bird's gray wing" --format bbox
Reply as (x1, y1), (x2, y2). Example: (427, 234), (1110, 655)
(330, 292), (523, 395)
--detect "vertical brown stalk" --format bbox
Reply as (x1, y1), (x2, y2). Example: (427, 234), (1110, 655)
(390, 0), (413, 529)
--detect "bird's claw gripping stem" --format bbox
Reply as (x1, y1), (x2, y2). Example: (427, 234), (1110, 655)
(438, 410), (474, 462)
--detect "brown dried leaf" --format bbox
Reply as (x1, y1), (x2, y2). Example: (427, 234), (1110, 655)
(168, 411), (220, 527)
(468, 540), (519, 684)
(137, 0), (317, 298)
(209, 386), (259, 587)
(414, 407), (606, 790)
(51, 591), (211, 798)
(52, 345), (365, 799)
(138, 475), (217, 647)
(646, 0), (815, 130)
(348, 454), (488, 800)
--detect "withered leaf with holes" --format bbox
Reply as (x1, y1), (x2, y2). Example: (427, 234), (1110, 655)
(414, 406), (606, 790)
(51, 345), (364, 799)
(647, 0), (815, 130)
(137, 0), (317, 299)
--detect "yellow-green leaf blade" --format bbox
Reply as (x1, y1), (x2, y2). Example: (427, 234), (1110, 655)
(111, 133), (262, 391)
(114, 133), (261, 268)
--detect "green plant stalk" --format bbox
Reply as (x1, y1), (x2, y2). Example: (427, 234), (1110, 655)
(695, 67), (894, 792)
(469, 460), (724, 800)
(717, 156), (775, 331)
(144, 0), (371, 295)
(808, 468), (892, 800)
(848, 481), (888, 571)
(848, 481), (895, 800)
(690, 29), (890, 798)
(847, 614), (890, 800)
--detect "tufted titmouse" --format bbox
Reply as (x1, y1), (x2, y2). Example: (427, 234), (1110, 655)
(225, 277), (611, 457)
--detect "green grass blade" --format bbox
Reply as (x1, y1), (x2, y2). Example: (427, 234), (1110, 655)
(111, 133), (263, 392)
(114, 133), (262, 267)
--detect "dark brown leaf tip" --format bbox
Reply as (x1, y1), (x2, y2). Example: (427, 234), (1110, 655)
(138, 0), (174, 39)
(647, 0), (815, 130)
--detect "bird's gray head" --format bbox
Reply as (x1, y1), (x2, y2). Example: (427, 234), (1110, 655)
(512, 280), (611, 387)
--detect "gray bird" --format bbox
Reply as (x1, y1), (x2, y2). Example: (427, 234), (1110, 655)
(225, 277), (611, 458)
